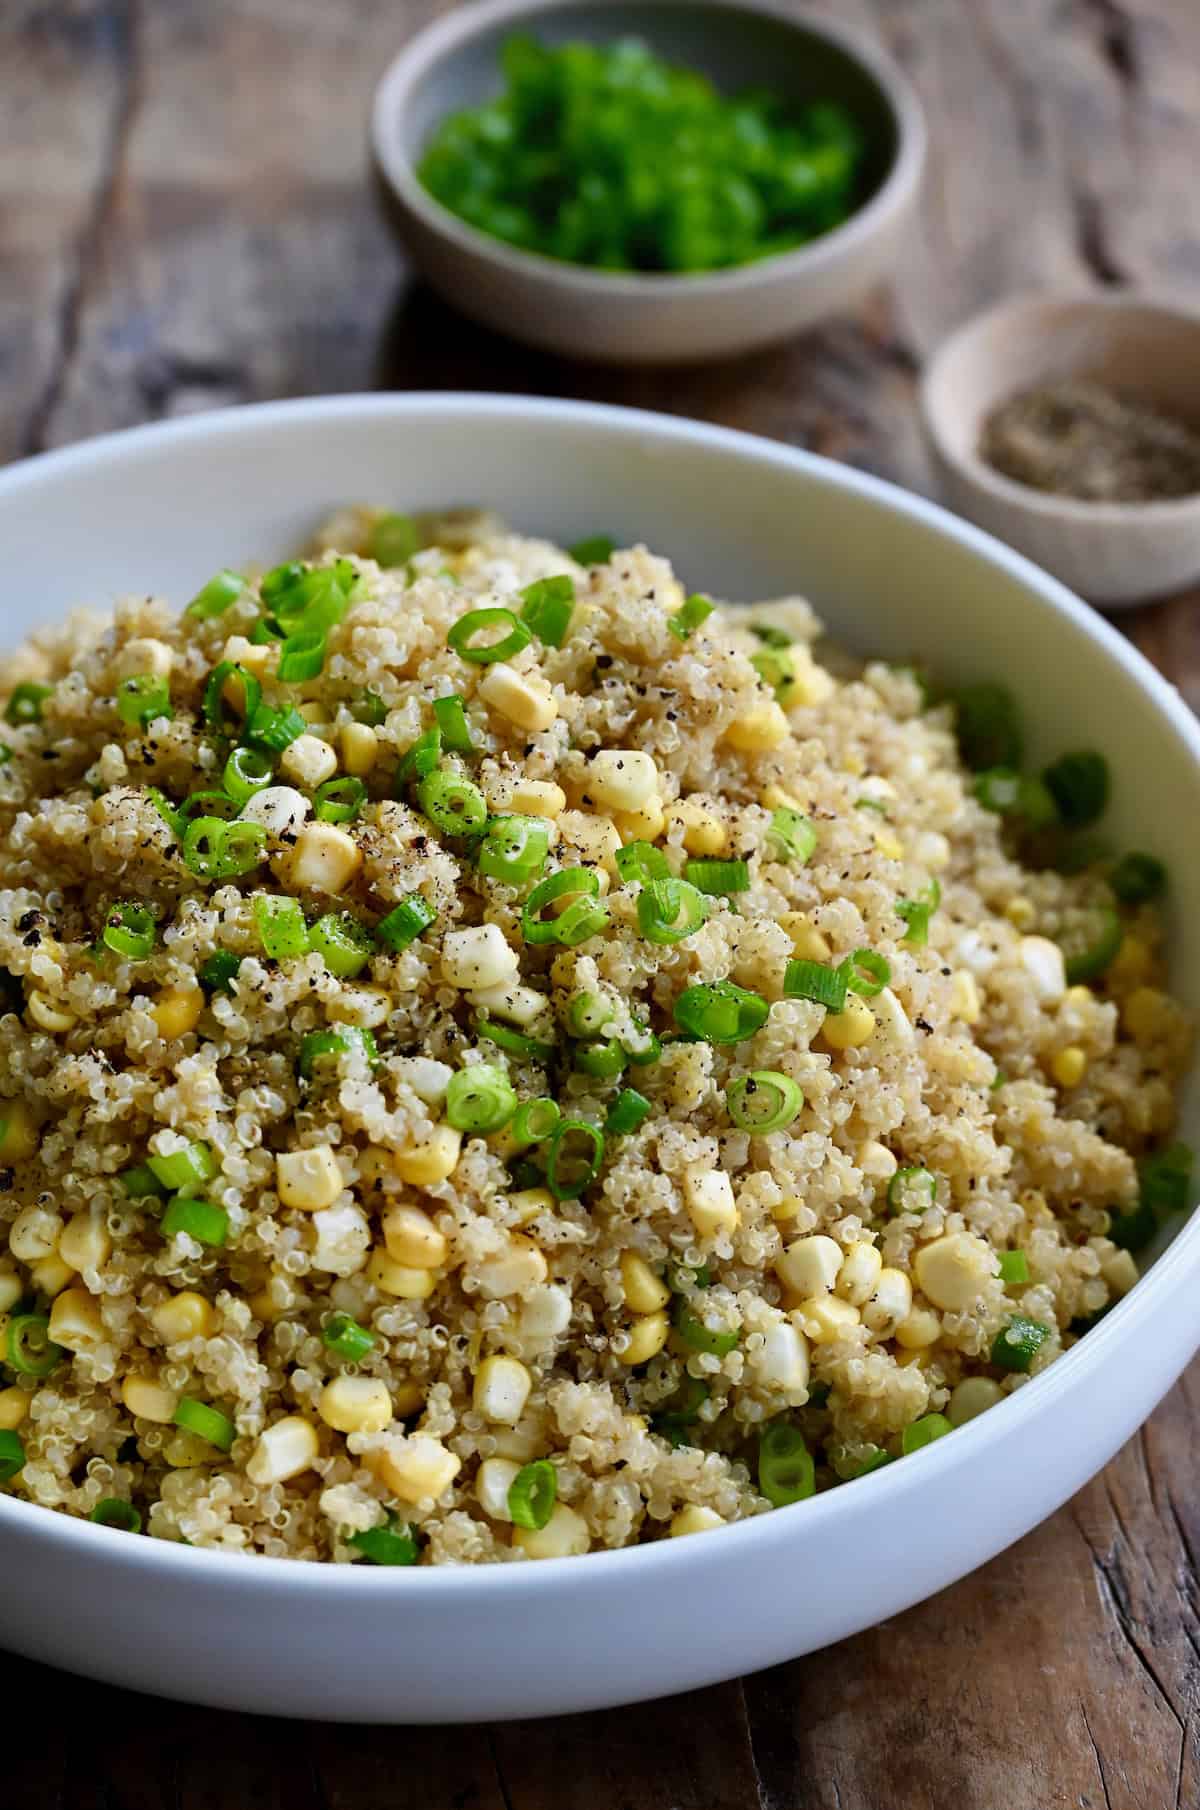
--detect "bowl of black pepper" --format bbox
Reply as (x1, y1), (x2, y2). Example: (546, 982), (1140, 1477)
(920, 292), (1200, 607)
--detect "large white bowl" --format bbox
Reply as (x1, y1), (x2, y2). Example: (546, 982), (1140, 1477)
(0, 395), (1197, 1723)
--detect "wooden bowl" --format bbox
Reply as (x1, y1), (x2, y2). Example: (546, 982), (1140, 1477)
(370, 0), (926, 365)
(921, 292), (1200, 608)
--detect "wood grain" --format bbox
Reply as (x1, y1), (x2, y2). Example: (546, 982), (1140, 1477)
(3, 2), (1200, 1805)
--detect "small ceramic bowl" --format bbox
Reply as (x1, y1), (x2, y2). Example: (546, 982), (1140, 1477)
(921, 292), (1200, 608)
(370, 0), (926, 365)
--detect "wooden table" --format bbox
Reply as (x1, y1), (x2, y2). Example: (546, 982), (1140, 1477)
(5, 2), (1200, 1803)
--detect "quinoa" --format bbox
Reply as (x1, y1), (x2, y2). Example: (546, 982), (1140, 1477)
(0, 510), (1191, 1563)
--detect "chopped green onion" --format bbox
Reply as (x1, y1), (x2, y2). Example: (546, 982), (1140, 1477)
(309, 911), (374, 979)
(370, 512), (419, 568)
(750, 646), (796, 700)
(278, 630), (327, 683)
(614, 841), (670, 885)
(322, 1312), (377, 1361)
(519, 574), (575, 647)
(1057, 901), (1122, 984)
(507, 1459), (557, 1530)
(351, 689), (387, 727)
(844, 949), (890, 998)
(636, 876), (706, 945)
(767, 809), (817, 864)
(314, 777), (367, 824)
(973, 768), (1059, 828)
(606, 1087), (651, 1135)
(749, 623), (792, 648)
(180, 789), (241, 824)
(783, 958), (847, 1012)
(478, 814), (550, 885)
(186, 569), (246, 619)
(376, 894), (437, 951)
(1139, 1141), (1192, 1218)
(0, 742), (13, 765)
(674, 980), (768, 1044)
(90, 1498), (143, 1532)
(1110, 852), (1167, 904)
(887, 1166), (936, 1215)
(847, 1446), (892, 1478)
(573, 1039), (626, 1080)
(896, 879), (941, 947)
(199, 950), (241, 993)
(417, 770), (488, 836)
(254, 896), (309, 961)
(447, 607), (531, 664)
(5, 682), (53, 726)
(758, 1422), (815, 1507)
(0, 1429), (26, 1481)
(568, 534), (615, 565)
(6, 1313), (64, 1377)
(172, 1398), (235, 1451)
(298, 1026), (379, 1081)
(991, 1316), (1052, 1373)
(624, 1020), (662, 1066)
(202, 662), (262, 735)
(396, 727), (443, 789)
(260, 561), (307, 604)
(432, 694), (475, 753)
(182, 816), (267, 881)
(119, 1162), (167, 1198)
(117, 673), (173, 728)
(477, 1016), (554, 1063)
(652, 1377), (709, 1446)
(726, 1070), (803, 1133)
(101, 902), (156, 961)
(522, 868), (604, 947)
(546, 1119), (605, 1199)
(147, 786), (185, 838)
(1043, 751), (1109, 828)
(510, 1097), (561, 1146)
(673, 1297), (738, 1357)
(222, 744), (273, 807)
(668, 594), (714, 640)
(349, 1517), (420, 1566)
(567, 995), (614, 1038)
(1109, 1201), (1157, 1253)
(162, 1197), (229, 1247)
(684, 858), (750, 896)
(952, 683), (1022, 772)
(248, 616), (285, 646)
(997, 1250), (1029, 1285)
(247, 703), (307, 753)
(901, 1413), (953, 1455)
(446, 1063), (518, 1134)
(147, 1141), (217, 1192)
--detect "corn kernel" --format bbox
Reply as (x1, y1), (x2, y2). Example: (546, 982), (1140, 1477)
(1051, 1045), (1088, 1088)
(1101, 1248), (1139, 1297)
(760, 784), (803, 811)
(319, 1375), (393, 1435)
(619, 1250), (671, 1314)
(29, 1252), (74, 1297)
(477, 662), (558, 733)
(289, 821), (362, 894)
(27, 990), (76, 1033)
(874, 829), (905, 861)
(122, 1374), (179, 1423)
(276, 1145), (343, 1211)
(0, 1098), (37, 1163)
(836, 1242), (883, 1306)
(913, 1234), (993, 1312)
(587, 750), (660, 812)
(382, 1202), (447, 1269)
(9, 1203), (62, 1263)
(513, 1500), (590, 1559)
(949, 970), (982, 1024)
(947, 1376), (1004, 1426)
(394, 1123), (462, 1187)
(117, 636), (174, 681)
(819, 994), (876, 1051)
(1123, 987), (1167, 1042)
(375, 1434), (461, 1505)
(0, 1270), (22, 1314)
(666, 800), (727, 857)
(670, 1505), (725, 1537)
(441, 923), (519, 991)
(366, 1249), (438, 1299)
(623, 1310), (669, 1365)
(1065, 985), (1094, 1007)
(683, 1169), (738, 1239)
(151, 1291), (215, 1343)
(894, 1307), (942, 1349)
(151, 983), (204, 1040)
(793, 1295), (861, 1344)
(473, 1354), (532, 1424)
(58, 1208), (112, 1275)
(476, 1455), (521, 1520)
(48, 1285), (105, 1352)
(509, 1186), (554, 1227)
(510, 778), (567, 818)
(392, 1379), (425, 1418)
(475, 1235), (547, 1298)
(1020, 936), (1066, 1004)
(751, 1319), (810, 1394)
(0, 1385), (30, 1430)
(340, 721), (379, 777)
(280, 732), (338, 789)
(246, 1415), (319, 1486)
(723, 700), (789, 752)
(779, 912), (831, 963)
(220, 634), (274, 681)
(1005, 897), (1036, 930)
(861, 1267), (913, 1337)
(612, 796), (667, 843)
(776, 1235), (843, 1298)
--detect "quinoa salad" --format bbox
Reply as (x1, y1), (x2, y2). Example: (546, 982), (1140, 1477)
(0, 508), (1192, 1563)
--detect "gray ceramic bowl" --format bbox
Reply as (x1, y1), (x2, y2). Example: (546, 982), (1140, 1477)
(371, 0), (926, 364)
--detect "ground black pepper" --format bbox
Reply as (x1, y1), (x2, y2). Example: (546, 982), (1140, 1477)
(980, 378), (1200, 502)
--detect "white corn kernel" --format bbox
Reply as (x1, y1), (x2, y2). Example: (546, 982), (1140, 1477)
(246, 1415), (319, 1486)
(376, 1434), (461, 1505)
(775, 1234), (843, 1299)
(473, 1354), (533, 1424)
(27, 990), (76, 1033)
(723, 700), (790, 752)
(684, 1169), (738, 1239)
(913, 1233), (995, 1312)
(587, 750), (660, 811)
(383, 1203), (447, 1269)
(670, 1505), (725, 1537)
(442, 923), (519, 991)
(0, 1386), (30, 1431)
(220, 633), (274, 680)
(240, 785), (310, 839)
(619, 1251), (671, 1314)
(854, 1267), (913, 1336)
(0, 1099), (38, 1163)
(559, 810), (622, 876)
(793, 1295), (861, 1344)
(836, 1242), (883, 1306)
(872, 987), (916, 1051)
(280, 732), (338, 789)
(857, 1140), (898, 1181)
(1101, 1248), (1139, 1297)
(289, 821), (362, 893)
(151, 983), (204, 1040)
(469, 980), (549, 1027)
(318, 1376), (393, 1435)
(276, 1145), (343, 1211)
(750, 1319), (811, 1395)
(30, 1253), (74, 1298)
(0, 1270), (23, 1314)
(895, 1307), (942, 1349)
(9, 1203), (63, 1264)
(947, 1376), (1004, 1426)
(309, 1202), (372, 1276)
(623, 1311), (670, 1365)
(611, 797), (667, 843)
(517, 1283), (572, 1340)
(366, 1250), (438, 1299)
(478, 662), (558, 733)
(340, 720), (379, 776)
(48, 1286), (105, 1352)
(949, 970), (982, 1024)
(58, 1208), (112, 1275)
(121, 1374), (179, 1423)
(475, 1455), (521, 1521)
(1020, 936), (1067, 1004)
(151, 1291), (216, 1342)
(117, 636), (174, 681)
(509, 1187), (554, 1226)
(475, 1235), (548, 1298)
(513, 1500), (590, 1559)
(394, 1123), (462, 1186)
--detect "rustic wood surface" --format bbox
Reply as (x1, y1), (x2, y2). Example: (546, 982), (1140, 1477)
(4, 0), (1200, 1803)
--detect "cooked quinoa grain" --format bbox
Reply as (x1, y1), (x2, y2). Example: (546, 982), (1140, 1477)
(0, 512), (1191, 1562)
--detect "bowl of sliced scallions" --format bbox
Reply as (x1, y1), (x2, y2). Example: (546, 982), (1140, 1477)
(371, 0), (925, 363)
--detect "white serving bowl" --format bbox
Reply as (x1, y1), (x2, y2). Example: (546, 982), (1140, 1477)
(370, 0), (926, 364)
(0, 395), (1197, 1723)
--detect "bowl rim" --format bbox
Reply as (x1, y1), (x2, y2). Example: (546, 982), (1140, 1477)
(369, 0), (928, 297)
(1, 389), (1198, 1598)
(920, 288), (1200, 526)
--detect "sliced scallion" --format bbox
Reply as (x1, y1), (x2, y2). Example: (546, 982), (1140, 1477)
(636, 876), (706, 945)
(101, 902), (156, 961)
(519, 574), (575, 647)
(308, 911), (374, 979)
(445, 1063), (518, 1134)
(673, 980), (768, 1045)
(726, 1070), (803, 1133)
(668, 594), (714, 640)
(314, 777), (367, 824)
(254, 895), (309, 961)
(447, 607), (531, 664)
(758, 1422), (815, 1507)
(684, 858), (750, 896)
(322, 1312), (376, 1361)
(432, 693), (474, 753)
(478, 814), (550, 885)
(416, 770), (488, 836)
(376, 894), (436, 951)
(186, 569), (246, 619)
(162, 1197), (229, 1247)
(172, 1398), (235, 1451)
(507, 1459), (557, 1530)
(546, 1119), (605, 1199)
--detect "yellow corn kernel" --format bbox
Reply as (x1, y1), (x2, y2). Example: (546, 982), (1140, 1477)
(1122, 987), (1166, 1043)
(612, 796), (667, 843)
(509, 1186), (554, 1226)
(619, 1251), (671, 1314)
(623, 1311), (670, 1366)
(779, 912), (831, 963)
(874, 828), (905, 861)
(1065, 985), (1095, 1007)
(392, 1379), (425, 1419)
(473, 1354), (532, 1424)
(340, 720), (380, 777)
(247, 1287), (283, 1324)
(1109, 935), (1151, 986)
(587, 750), (660, 812)
(776, 1234), (843, 1298)
(48, 1286), (105, 1352)
(0, 1270), (22, 1314)
(836, 1242), (883, 1306)
(276, 1145), (343, 1211)
(513, 1500), (590, 1559)
(289, 821), (362, 894)
(280, 732), (338, 789)
(318, 1375), (393, 1435)
(151, 1291), (215, 1343)
(723, 700), (790, 752)
(1051, 1045), (1087, 1088)
(117, 635), (174, 681)
(163, 1428), (219, 1468)
(30, 1253), (74, 1297)
(27, 990), (76, 1033)
(477, 662), (558, 734)
(121, 1374), (179, 1423)
(394, 1123), (462, 1187)
(666, 800), (727, 857)
(382, 1202), (447, 1269)
(770, 1193), (804, 1225)
(784, 646), (836, 708)
(151, 984), (204, 1040)
(366, 1249), (438, 1300)
(0, 1385), (29, 1430)
(297, 701), (331, 730)
(0, 1100), (37, 1158)
(1004, 897), (1036, 930)
(683, 1169), (738, 1239)
(58, 1208), (112, 1275)
(793, 1295), (861, 1344)
(894, 1307), (942, 1349)
(913, 1234), (993, 1312)
(819, 995), (875, 1051)
(949, 970), (982, 1024)
(670, 1505), (725, 1537)
(220, 634), (274, 682)
(760, 784), (803, 811)
(375, 1434), (461, 1504)
(246, 1415), (320, 1486)
(510, 778), (567, 818)
(475, 1234), (548, 1298)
